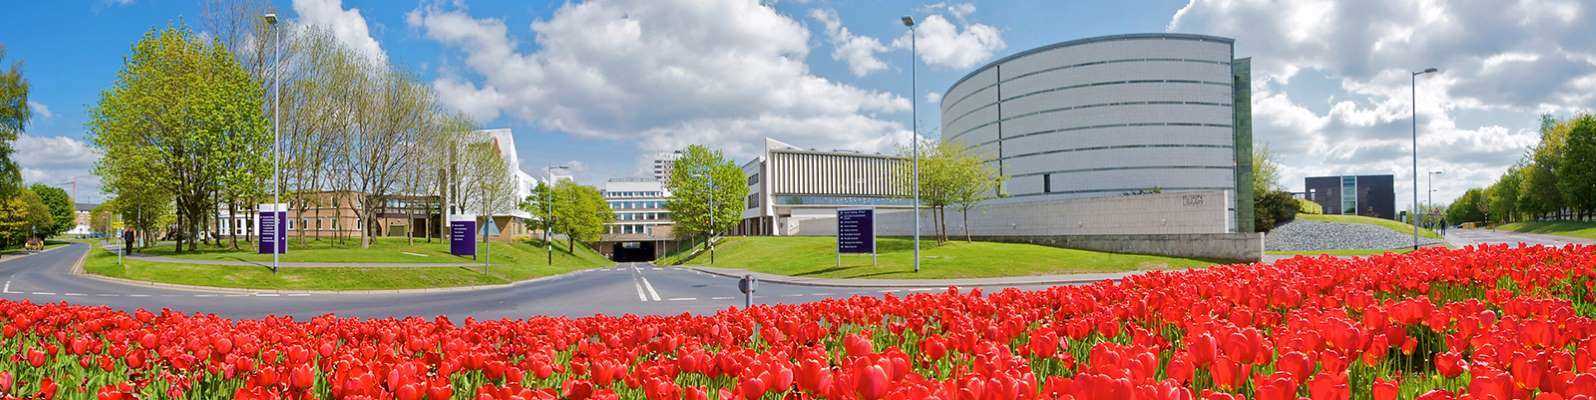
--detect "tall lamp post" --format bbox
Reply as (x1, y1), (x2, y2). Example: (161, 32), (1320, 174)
(1411, 67), (1438, 250)
(902, 15), (920, 273)
(545, 164), (566, 266)
(1428, 170), (1444, 228)
(264, 12), (281, 274)
(692, 169), (716, 264)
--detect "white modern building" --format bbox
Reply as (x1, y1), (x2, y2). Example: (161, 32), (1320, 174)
(939, 33), (1254, 232)
(596, 178), (677, 261)
(735, 138), (911, 236)
(652, 150), (684, 182)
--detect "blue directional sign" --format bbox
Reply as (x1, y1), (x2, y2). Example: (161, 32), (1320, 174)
(837, 208), (875, 254)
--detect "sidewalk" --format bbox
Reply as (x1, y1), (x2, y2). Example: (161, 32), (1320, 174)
(686, 265), (1173, 288)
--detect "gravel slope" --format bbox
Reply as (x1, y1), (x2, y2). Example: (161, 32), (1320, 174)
(1265, 220), (1444, 251)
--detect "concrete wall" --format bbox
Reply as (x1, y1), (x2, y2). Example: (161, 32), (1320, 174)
(783, 190), (1259, 261)
(792, 190), (1230, 236)
(974, 233), (1262, 262)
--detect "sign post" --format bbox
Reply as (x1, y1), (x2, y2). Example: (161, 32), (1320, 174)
(836, 207), (877, 268)
(257, 203), (287, 256)
(449, 215), (477, 259)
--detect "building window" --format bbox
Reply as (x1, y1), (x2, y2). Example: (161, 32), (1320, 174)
(747, 194), (760, 209)
(1043, 174), (1051, 193)
(1340, 176), (1357, 215)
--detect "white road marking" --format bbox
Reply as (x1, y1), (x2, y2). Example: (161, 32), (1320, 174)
(878, 289), (901, 293)
(194, 294), (217, 297)
(711, 296), (733, 300)
(810, 293), (833, 296)
(63, 293), (84, 296)
(224, 294), (249, 297)
(667, 297), (698, 301)
(651, 267), (662, 271)
(640, 274), (661, 302)
(127, 294), (150, 297)
(96, 294), (119, 297)
(32, 292), (55, 295)
(254, 293), (279, 297)
(781, 294), (805, 297)
(632, 275), (649, 302)
(2, 280), (10, 293)
(286, 294), (310, 297)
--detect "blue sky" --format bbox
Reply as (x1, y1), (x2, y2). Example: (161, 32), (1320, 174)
(3, 0), (1593, 210)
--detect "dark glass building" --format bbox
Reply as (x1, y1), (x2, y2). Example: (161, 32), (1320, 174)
(1304, 175), (1395, 220)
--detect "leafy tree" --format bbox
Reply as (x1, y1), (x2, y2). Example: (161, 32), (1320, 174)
(0, 46), (27, 196)
(1518, 114), (1566, 219)
(921, 142), (1004, 243)
(521, 182), (555, 243)
(460, 140), (516, 243)
(550, 181), (613, 250)
(90, 25), (268, 253)
(1487, 167), (1523, 224)
(0, 188), (50, 248)
(666, 145), (748, 247)
(1557, 115), (1596, 220)
(28, 184), (73, 237)
(1446, 188), (1487, 224)
(1251, 144), (1283, 196)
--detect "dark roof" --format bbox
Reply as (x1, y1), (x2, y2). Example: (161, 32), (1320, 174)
(75, 202), (99, 211)
(943, 33), (1235, 100)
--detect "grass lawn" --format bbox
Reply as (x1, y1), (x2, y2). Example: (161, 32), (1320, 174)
(1297, 214), (1442, 239)
(86, 238), (612, 291)
(141, 236), (601, 265)
(1498, 221), (1596, 241)
(1265, 248), (1415, 257)
(667, 236), (1216, 280)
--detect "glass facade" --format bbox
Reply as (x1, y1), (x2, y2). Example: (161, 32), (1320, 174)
(1340, 176), (1357, 215)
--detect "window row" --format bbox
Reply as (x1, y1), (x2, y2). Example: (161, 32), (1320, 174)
(608, 200), (666, 209)
(616, 212), (670, 221)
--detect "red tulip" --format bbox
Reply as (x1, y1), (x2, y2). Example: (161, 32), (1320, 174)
(1436, 352), (1465, 378)
(846, 333), (875, 357)
(858, 364), (889, 400)
(1372, 377), (1398, 400)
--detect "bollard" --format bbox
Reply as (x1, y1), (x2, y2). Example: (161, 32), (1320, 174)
(738, 274), (757, 309)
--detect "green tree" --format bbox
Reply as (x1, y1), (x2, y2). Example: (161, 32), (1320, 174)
(1447, 188), (1487, 224)
(551, 180), (613, 250)
(0, 46), (27, 196)
(460, 140), (516, 244)
(521, 181), (556, 243)
(0, 188), (50, 247)
(28, 184), (73, 237)
(1488, 167), (1522, 223)
(919, 142), (1005, 243)
(1251, 144), (1283, 196)
(1557, 115), (1596, 220)
(666, 145), (748, 246)
(1519, 114), (1567, 220)
(89, 25), (267, 253)
(1253, 191), (1299, 232)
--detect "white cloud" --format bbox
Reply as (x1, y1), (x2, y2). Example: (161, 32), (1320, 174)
(407, 0), (912, 165)
(292, 0), (387, 66)
(893, 11), (1005, 70)
(1168, 0), (1596, 208)
(925, 91), (941, 104)
(26, 100), (52, 119)
(809, 8), (889, 77)
(14, 133), (102, 201)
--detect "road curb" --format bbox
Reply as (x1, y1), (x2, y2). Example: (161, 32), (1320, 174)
(69, 244), (604, 295)
(682, 265), (1145, 288)
(0, 243), (73, 265)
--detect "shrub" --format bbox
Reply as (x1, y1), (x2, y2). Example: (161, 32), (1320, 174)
(1254, 190), (1300, 232)
(1295, 198), (1323, 215)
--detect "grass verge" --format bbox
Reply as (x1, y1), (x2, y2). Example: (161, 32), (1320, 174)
(85, 239), (611, 291)
(666, 236), (1216, 280)
(1297, 214), (1442, 239)
(1498, 221), (1596, 241)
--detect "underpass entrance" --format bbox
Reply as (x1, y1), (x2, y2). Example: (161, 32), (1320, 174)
(611, 241), (658, 262)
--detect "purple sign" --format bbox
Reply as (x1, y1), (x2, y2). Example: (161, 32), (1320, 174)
(450, 220), (476, 256)
(837, 208), (875, 253)
(257, 210), (287, 254)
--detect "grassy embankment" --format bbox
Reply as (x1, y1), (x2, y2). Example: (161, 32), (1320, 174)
(659, 236), (1216, 280)
(1497, 221), (1596, 241)
(82, 237), (611, 291)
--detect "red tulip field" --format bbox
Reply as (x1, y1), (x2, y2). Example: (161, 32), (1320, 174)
(2, 244), (1595, 400)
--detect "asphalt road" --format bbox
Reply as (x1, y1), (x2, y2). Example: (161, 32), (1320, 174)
(0, 243), (1052, 320)
(1444, 228), (1595, 247)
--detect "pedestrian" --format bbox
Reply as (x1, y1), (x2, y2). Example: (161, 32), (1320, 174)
(123, 228), (135, 256)
(1439, 218), (1447, 236)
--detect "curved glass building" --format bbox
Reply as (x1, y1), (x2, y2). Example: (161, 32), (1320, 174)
(939, 33), (1254, 232)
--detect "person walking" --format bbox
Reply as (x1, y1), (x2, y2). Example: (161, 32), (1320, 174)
(123, 227), (135, 256)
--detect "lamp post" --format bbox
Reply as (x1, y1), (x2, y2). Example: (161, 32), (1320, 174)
(264, 12), (281, 274)
(545, 164), (565, 266)
(902, 15), (920, 273)
(1411, 67), (1438, 250)
(1428, 170), (1443, 228)
(692, 169), (716, 264)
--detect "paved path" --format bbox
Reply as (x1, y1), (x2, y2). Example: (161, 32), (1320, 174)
(1444, 228), (1595, 248)
(0, 243), (1070, 320)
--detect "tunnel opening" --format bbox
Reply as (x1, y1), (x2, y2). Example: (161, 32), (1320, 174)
(611, 241), (657, 262)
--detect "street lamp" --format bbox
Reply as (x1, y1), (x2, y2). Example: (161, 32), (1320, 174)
(545, 164), (566, 266)
(692, 169), (716, 264)
(264, 12), (281, 273)
(1428, 170), (1443, 228)
(1411, 67), (1438, 250)
(902, 15), (921, 273)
